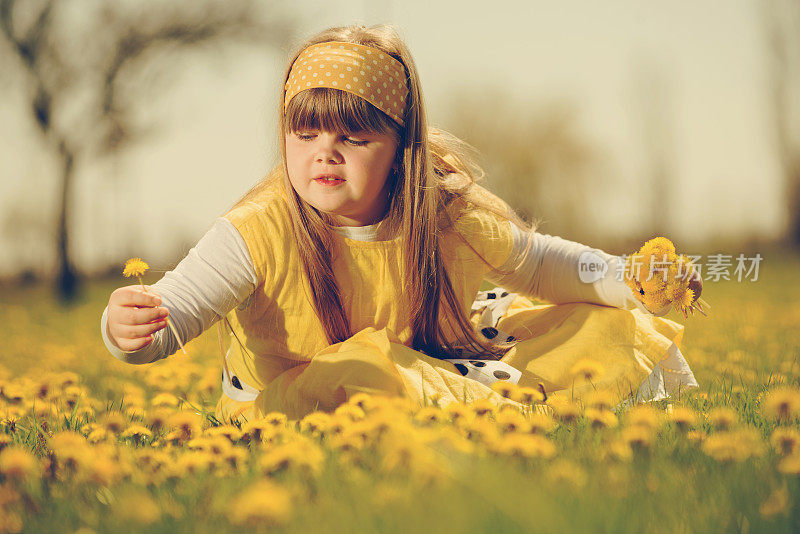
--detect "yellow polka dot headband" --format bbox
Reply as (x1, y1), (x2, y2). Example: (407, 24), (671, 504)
(284, 41), (409, 126)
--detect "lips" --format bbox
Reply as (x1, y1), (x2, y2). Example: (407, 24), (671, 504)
(314, 173), (345, 185)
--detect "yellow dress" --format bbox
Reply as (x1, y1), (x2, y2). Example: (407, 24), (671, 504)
(214, 180), (686, 423)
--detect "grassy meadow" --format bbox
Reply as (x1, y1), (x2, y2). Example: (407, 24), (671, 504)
(1, 251), (799, 533)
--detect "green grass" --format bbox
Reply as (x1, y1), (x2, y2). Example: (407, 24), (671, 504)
(1, 250), (799, 533)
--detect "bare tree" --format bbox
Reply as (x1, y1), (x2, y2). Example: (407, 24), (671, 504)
(0, 0), (296, 301)
(762, 0), (800, 247)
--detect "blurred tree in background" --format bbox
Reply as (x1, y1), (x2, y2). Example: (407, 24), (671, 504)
(0, 0), (297, 303)
(762, 0), (800, 248)
(441, 90), (602, 242)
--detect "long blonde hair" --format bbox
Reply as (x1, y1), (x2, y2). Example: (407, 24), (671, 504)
(227, 24), (534, 360)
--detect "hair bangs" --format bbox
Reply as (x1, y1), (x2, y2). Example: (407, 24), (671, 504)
(285, 88), (400, 138)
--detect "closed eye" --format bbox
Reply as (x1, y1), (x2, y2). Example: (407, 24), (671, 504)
(293, 132), (369, 146)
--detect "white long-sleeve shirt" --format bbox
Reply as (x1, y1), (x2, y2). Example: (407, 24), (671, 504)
(100, 217), (667, 365)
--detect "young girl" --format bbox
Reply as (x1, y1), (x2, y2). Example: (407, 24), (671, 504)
(101, 24), (699, 423)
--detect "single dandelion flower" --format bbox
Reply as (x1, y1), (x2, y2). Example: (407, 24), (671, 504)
(585, 408), (618, 430)
(492, 433), (556, 459)
(708, 407), (738, 431)
(668, 406), (698, 432)
(299, 411), (331, 437)
(621, 425), (654, 452)
(518, 386), (546, 405)
(495, 410), (530, 434)
(469, 398), (497, 418)
(570, 359), (605, 382)
(550, 399), (581, 424)
(490, 380), (521, 401)
(770, 427), (800, 456)
(527, 413), (556, 435)
(122, 257), (187, 354)
(625, 405), (663, 431)
(123, 257), (149, 278)
(0, 446), (39, 482)
(227, 480), (293, 526)
(414, 406), (445, 426)
(762, 387), (800, 423)
(585, 390), (615, 412)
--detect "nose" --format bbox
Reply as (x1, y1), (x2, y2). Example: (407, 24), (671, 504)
(314, 132), (343, 164)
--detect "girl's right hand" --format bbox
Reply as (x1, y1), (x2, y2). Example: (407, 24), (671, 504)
(106, 285), (170, 352)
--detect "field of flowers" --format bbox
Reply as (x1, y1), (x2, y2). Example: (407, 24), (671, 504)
(1, 251), (799, 533)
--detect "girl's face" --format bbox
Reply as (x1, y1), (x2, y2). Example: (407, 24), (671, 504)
(285, 128), (399, 226)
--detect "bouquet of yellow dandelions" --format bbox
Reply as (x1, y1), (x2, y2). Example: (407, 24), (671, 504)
(623, 237), (709, 319)
(123, 258), (187, 354)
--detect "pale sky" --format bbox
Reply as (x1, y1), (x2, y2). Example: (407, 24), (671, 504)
(0, 0), (786, 277)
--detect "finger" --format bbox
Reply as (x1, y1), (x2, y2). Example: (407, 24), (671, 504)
(116, 334), (158, 352)
(116, 305), (169, 326)
(121, 286), (163, 308)
(114, 320), (168, 341)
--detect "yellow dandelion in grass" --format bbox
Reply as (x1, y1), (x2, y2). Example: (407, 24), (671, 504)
(0, 446), (39, 482)
(206, 425), (244, 444)
(261, 412), (288, 427)
(151, 393), (180, 408)
(528, 413), (556, 435)
(414, 406), (445, 426)
(625, 405), (663, 431)
(701, 429), (766, 463)
(668, 406), (698, 432)
(460, 417), (500, 444)
(570, 358), (605, 382)
(299, 411), (331, 437)
(165, 410), (203, 442)
(547, 397), (581, 424)
(761, 387), (800, 423)
(490, 380), (521, 401)
(708, 407), (738, 431)
(518, 385), (546, 405)
(585, 408), (618, 430)
(770, 427), (800, 456)
(585, 390), (615, 412)
(492, 433), (556, 459)
(621, 425), (654, 452)
(122, 257), (186, 355)
(546, 459), (587, 489)
(443, 402), (474, 425)
(173, 451), (213, 476)
(259, 439), (324, 478)
(469, 398), (497, 418)
(227, 480), (292, 526)
(495, 410), (530, 434)
(334, 404), (365, 422)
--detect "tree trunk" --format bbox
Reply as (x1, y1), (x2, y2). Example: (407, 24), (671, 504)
(56, 139), (79, 302)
